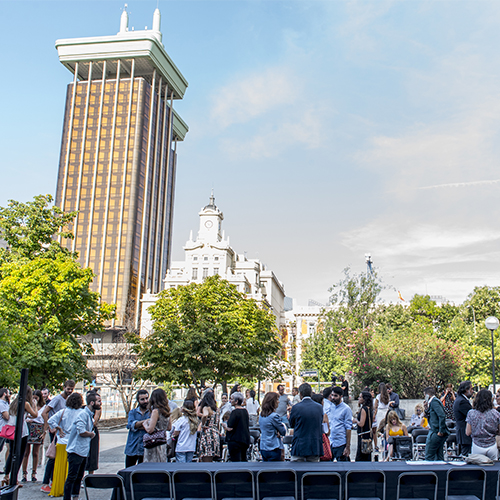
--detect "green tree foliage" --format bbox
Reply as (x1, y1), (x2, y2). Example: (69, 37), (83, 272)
(0, 194), (76, 261)
(0, 195), (114, 389)
(130, 276), (284, 390)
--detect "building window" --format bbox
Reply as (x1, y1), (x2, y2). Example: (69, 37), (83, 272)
(193, 256), (198, 261)
(192, 268), (198, 279)
(202, 268), (208, 278)
(204, 256), (208, 261)
(214, 268), (219, 275)
(214, 256), (219, 261)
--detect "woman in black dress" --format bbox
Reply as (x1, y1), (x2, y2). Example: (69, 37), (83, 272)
(221, 392), (250, 462)
(353, 391), (373, 462)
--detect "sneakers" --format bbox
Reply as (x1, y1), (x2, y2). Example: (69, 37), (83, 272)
(40, 484), (51, 493)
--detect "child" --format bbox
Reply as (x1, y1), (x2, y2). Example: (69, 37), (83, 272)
(172, 400), (199, 463)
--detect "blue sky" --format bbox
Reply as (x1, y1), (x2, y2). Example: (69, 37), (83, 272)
(1, 0), (500, 306)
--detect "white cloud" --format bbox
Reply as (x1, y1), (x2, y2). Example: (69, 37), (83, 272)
(210, 67), (300, 128)
(342, 222), (500, 260)
(219, 105), (330, 159)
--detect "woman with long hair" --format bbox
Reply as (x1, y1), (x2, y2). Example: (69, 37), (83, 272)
(441, 383), (456, 420)
(143, 388), (171, 463)
(47, 392), (84, 497)
(373, 383), (390, 452)
(185, 387), (199, 412)
(384, 410), (408, 460)
(466, 389), (500, 460)
(2, 387), (38, 486)
(353, 391), (373, 462)
(172, 400), (199, 463)
(259, 392), (287, 462)
(22, 389), (45, 482)
(198, 390), (220, 462)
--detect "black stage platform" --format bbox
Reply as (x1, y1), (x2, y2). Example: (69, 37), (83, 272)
(119, 460), (500, 500)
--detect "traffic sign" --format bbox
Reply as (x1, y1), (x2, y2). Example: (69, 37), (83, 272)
(300, 370), (319, 377)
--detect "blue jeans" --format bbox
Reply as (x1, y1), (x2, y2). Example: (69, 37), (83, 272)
(175, 451), (194, 463)
(261, 448), (282, 461)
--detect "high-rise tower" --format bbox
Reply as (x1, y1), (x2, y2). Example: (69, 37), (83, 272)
(55, 7), (188, 329)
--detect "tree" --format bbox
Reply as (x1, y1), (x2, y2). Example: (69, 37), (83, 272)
(92, 338), (146, 414)
(0, 195), (114, 389)
(130, 276), (285, 391)
(0, 194), (76, 261)
(327, 266), (389, 330)
(0, 254), (114, 389)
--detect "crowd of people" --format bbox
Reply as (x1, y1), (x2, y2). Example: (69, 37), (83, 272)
(2, 376), (500, 495)
(0, 380), (101, 500)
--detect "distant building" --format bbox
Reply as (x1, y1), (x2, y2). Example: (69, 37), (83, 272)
(54, 7), (188, 328)
(141, 195), (286, 336)
(285, 304), (332, 383)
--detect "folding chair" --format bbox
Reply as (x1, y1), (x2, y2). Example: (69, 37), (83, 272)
(83, 474), (127, 500)
(392, 437), (413, 461)
(445, 468), (486, 500)
(301, 472), (341, 500)
(257, 469), (297, 500)
(346, 471), (385, 500)
(412, 433), (428, 461)
(214, 469), (254, 500)
(282, 436), (293, 461)
(396, 472), (438, 500)
(172, 470), (213, 500)
(130, 470), (172, 500)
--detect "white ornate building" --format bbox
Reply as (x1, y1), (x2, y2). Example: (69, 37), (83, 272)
(140, 195), (286, 336)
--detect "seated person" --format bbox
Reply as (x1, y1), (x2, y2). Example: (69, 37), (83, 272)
(407, 403), (428, 434)
(385, 410), (408, 460)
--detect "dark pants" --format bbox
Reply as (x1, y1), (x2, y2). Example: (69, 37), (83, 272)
(63, 453), (86, 500)
(42, 432), (56, 485)
(425, 432), (447, 461)
(5, 437), (28, 476)
(125, 455), (144, 468)
(227, 441), (248, 462)
(261, 448), (282, 461)
(331, 444), (349, 461)
(459, 443), (471, 456)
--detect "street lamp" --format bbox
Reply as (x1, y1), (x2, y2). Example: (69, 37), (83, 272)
(485, 316), (499, 393)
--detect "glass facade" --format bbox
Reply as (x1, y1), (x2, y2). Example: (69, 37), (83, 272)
(56, 65), (178, 328)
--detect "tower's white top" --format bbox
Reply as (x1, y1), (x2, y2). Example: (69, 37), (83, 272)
(196, 193), (224, 243)
(119, 5), (129, 33)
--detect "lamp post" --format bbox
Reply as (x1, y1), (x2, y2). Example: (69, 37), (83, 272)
(485, 316), (499, 394)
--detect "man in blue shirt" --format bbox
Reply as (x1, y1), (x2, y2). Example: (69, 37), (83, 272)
(124, 389), (150, 467)
(327, 386), (352, 461)
(63, 391), (100, 500)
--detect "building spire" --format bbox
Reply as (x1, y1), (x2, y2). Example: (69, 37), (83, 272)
(120, 4), (129, 33)
(152, 8), (162, 42)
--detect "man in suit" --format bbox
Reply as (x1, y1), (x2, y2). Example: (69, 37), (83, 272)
(453, 380), (473, 456)
(424, 386), (450, 461)
(289, 383), (324, 462)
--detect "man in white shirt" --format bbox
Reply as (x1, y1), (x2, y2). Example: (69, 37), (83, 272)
(245, 390), (260, 427)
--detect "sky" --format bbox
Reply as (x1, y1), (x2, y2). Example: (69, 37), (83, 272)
(1, 0), (500, 307)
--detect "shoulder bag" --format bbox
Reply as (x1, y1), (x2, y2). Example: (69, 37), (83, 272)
(0, 423), (15, 441)
(320, 432), (332, 461)
(143, 428), (167, 449)
(359, 406), (373, 455)
(46, 409), (65, 459)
